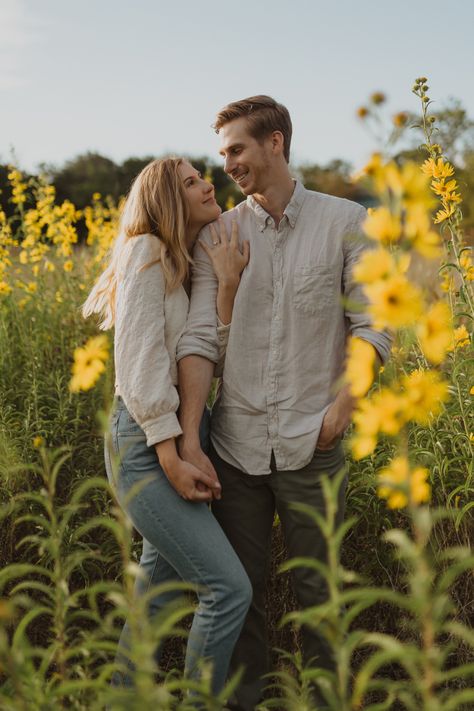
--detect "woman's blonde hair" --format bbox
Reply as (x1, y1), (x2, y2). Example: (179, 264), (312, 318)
(83, 157), (191, 329)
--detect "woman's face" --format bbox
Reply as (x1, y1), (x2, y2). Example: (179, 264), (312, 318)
(179, 162), (221, 234)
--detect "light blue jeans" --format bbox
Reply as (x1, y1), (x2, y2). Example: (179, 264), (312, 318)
(104, 397), (252, 695)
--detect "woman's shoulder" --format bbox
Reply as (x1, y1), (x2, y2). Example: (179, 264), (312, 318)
(128, 233), (162, 259)
(118, 233), (164, 283)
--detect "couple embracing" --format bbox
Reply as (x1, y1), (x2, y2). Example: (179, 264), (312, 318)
(84, 95), (391, 710)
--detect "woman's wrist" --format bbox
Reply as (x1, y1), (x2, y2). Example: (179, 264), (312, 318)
(155, 438), (179, 474)
(217, 276), (240, 291)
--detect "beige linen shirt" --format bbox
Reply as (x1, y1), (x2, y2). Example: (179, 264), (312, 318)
(114, 234), (186, 446)
(177, 181), (392, 476)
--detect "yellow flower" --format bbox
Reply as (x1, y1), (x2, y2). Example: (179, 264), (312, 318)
(92, 192), (101, 201)
(440, 271), (455, 293)
(434, 205), (456, 224)
(377, 456), (430, 509)
(55, 290), (63, 304)
(404, 205), (441, 258)
(469, 433), (474, 443)
(386, 162), (435, 210)
(363, 207), (402, 245)
(25, 282), (37, 294)
(459, 251), (474, 281)
(69, 335), (109, 393)
(225, 195), (235, 211)
(63, 260), (74, 272)
(33, 436), (44, 448)
(351, 387), (406, 458)
(470, 386), (474, 396)
(19, 250), (28, 265)
(353, 248), (409, 285)
(351, 433), (377, 460)
(402, 370), (449, 425)
(345, 338), (376, 397)
(18, 297), (29, 310)
(44, 260), (55, 272)
(447, 325), (470, 351)
(431, 179), (461, 205)
(0, 281), (12, 296)
(416, 301), (453, 364)
(364, 274), (423, 330)
(421, 158), (454, 180)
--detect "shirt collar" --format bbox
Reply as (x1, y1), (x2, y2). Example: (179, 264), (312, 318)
(246, 179), (306, 231)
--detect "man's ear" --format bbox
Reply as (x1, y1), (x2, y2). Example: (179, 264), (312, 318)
(270, 130), (285, 156)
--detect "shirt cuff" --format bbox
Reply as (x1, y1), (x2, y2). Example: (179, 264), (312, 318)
(141, 411), (183, 447)
(217, 316), (231, 329)
(353, 328), (392, 364)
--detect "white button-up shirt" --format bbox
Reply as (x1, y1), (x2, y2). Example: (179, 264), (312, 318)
(178, 181), (392, 475)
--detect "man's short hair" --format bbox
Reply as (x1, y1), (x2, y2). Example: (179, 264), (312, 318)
(214, 95), (292, 163)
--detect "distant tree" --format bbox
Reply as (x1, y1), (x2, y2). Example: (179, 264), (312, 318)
(118, 157), (155, 197)
(298, 159), (373, 207)
(51, 153), (121, 208)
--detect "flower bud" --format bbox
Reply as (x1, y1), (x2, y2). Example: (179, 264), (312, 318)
(393, 112), (408, 127)
(422, 96), (430, 103)
(370, 91), (386, 105)
(428, 116), (436, 123)
(357, 106), (369, 119)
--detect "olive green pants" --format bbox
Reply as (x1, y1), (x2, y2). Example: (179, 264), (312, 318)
(211, 442), (347, 711)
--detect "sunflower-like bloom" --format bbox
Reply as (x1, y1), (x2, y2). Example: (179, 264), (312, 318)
(434, 205), (456, 224)
(364, 274), (423, 330)
(404, 205), (441, 258)
(402, 369), (449, 425)
(431, 179), (462, 204)
(377, 456), (430, 509)
(447, 325), (471, 352)
(421, 158), (454, 180)
(416, 301), (453, 364)
(345, 338), (376, 397)
(353, 248), (409, 285)
(363, 207), (402, 246)
(459, 251), (474, 281)
(69, 335), (109, 393)
(351, 388), (406, 459)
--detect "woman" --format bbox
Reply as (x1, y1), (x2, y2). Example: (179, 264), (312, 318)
(83, 158), (251, 696)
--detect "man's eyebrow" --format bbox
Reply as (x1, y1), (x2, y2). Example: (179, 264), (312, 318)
(219, 143), (243, 156)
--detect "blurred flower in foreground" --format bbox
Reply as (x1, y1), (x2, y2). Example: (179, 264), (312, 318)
(69, 335), (109, 393)
(377, 456), (430, 509)
(345, 337), (376, 397)
(416, 300), (453, 364)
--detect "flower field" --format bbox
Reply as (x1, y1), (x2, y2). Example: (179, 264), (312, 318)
(0, 82), (472, 710)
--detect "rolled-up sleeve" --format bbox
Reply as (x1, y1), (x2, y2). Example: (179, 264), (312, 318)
(176, 225), (220, 363)
(115, 236), (182, 446)
(343, 208), (392, 364)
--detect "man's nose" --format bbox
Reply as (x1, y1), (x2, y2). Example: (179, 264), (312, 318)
(224, 155), (234, 174)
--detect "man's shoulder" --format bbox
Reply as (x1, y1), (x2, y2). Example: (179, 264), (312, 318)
(303, 189), (366, 220)
(221, 200), (248, 223)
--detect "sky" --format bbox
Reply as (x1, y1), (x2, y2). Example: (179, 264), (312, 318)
(1, 0), (474, 174)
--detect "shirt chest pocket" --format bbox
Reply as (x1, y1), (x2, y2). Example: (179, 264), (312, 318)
(293, 265), (335, 316)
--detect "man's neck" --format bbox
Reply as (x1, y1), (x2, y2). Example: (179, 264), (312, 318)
(252, 174), (295, 226)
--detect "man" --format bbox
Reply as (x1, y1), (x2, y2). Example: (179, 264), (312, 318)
(177, 96), (391, 710)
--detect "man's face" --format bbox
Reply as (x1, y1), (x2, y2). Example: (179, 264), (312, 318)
(219, 117), (273, 196)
